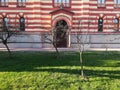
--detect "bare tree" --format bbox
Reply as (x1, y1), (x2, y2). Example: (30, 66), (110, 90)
(43, 29), (59, 57)
(103, 16), (120, 54)
(75, 20), (90, 79)
(43, 20), (68, 58)
(0, 17), (19, 58)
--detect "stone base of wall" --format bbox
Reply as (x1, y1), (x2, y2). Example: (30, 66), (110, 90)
(0, 34), (42, 48)
(0, 33), (120, 50)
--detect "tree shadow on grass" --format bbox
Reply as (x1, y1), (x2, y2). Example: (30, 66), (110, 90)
(83, 51), (120, 67)
(0, 51), (120, 79)
(0, 51), (120, 67)
(32, 68), (120, 79)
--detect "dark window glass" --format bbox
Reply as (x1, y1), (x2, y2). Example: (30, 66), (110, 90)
(20, 17), (25, 31)
(98, 18), (103, 32)
(3, 17), (8, 31)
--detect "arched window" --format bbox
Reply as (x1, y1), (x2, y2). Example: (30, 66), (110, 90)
(114, 18), (119, 31)
(98, 18), (103, 32)
(3, 17), (8, 31)
(53, 0), (70, 7)
(20, 17), (25, 31)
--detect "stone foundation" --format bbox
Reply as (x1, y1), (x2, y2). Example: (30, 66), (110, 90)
(0, 33), (120, 50)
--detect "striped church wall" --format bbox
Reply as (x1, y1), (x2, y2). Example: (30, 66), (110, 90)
(89, 0), (120, 32)
(1, 0), (120, 33)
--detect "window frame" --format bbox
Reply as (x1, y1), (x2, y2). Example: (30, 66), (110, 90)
(53, 0), (71, 8)
(97, 0), (106, 8)
(0, 0), (8, 7)
(114, 0), (120, 8)
(17, 0), (26, 7)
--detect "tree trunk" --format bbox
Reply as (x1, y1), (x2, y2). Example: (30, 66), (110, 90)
(80, 51), (84, 76)
(4, 43), (11, 58)
(53, 42), (59, 58)
(77, 38), (84, 77)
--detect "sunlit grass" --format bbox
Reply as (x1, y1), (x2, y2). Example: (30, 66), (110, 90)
(0, 51), (120, 90)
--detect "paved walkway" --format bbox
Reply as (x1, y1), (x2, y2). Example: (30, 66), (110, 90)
(1, 47), (120, 51)
(0, 48), (77, 51)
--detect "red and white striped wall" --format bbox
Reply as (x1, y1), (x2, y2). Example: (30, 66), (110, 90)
(0, 0), (120, 33)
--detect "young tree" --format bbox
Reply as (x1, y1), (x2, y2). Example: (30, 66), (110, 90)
(43, 20), (68, 58)
(43, 29), (59, 57)
(0, 16), (19, 58)
(103, 16), (120, 54)
(75, 20), (90, 79)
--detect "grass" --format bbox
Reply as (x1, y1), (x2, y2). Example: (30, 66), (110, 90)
(0, 51), (120, 90)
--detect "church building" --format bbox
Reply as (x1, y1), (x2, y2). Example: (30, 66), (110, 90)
(0, 0), (120, 49)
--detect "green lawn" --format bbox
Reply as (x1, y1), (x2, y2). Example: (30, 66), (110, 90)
(0, 51), (120, 90)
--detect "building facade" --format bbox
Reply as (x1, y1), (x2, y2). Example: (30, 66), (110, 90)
(0, 0), (120, 49)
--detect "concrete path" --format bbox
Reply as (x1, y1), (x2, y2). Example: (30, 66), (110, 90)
(1, 47), (120, 51)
